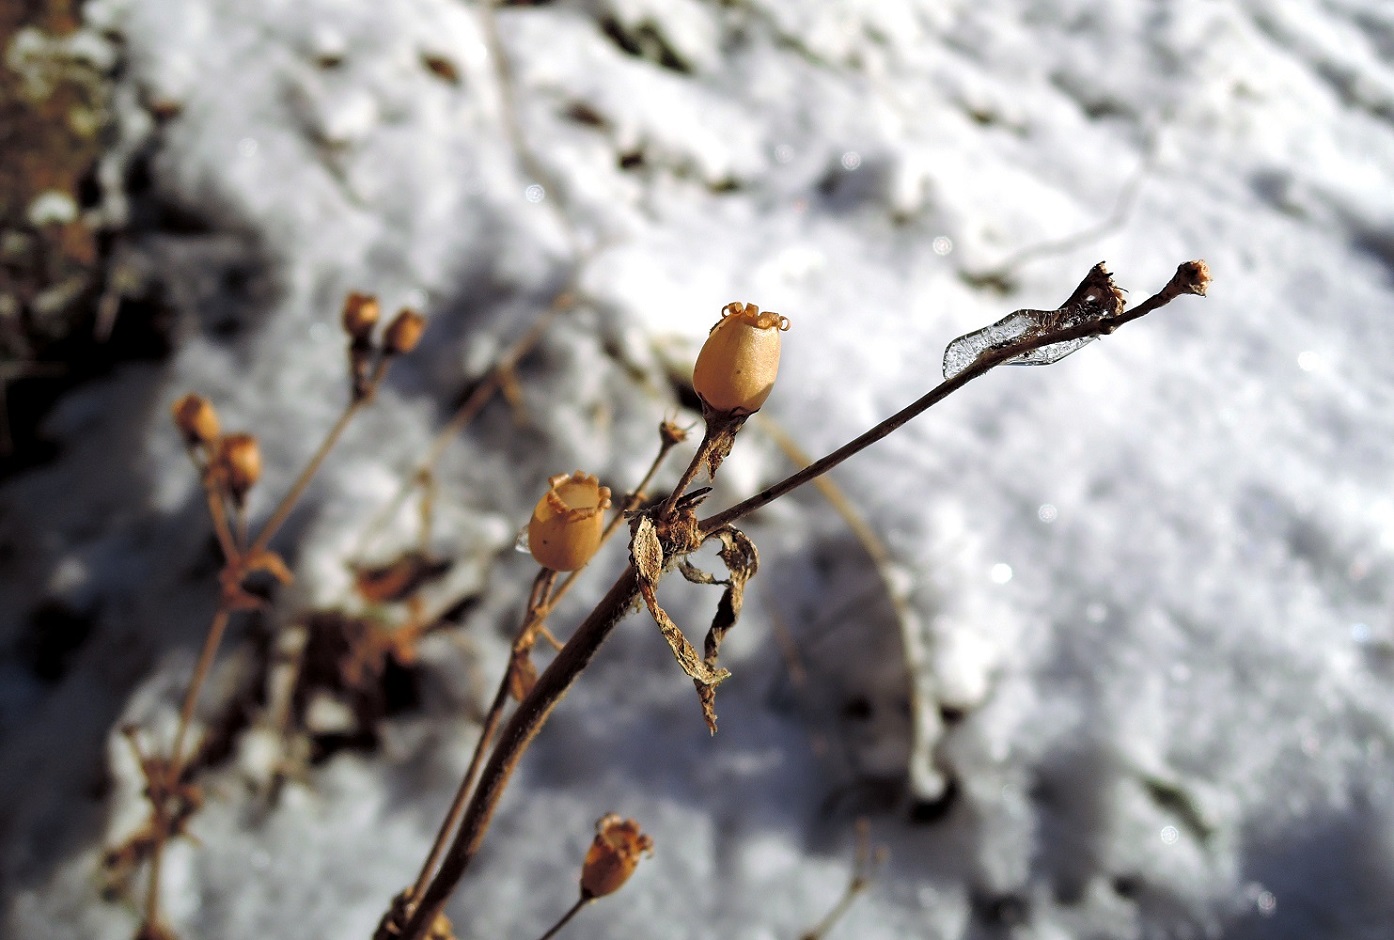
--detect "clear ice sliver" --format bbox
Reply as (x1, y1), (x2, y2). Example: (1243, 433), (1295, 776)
(941, 262), (1125, 379)
(942, 309), (1096, 379)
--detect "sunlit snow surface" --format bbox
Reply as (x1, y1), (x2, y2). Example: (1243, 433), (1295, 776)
(5, 0), (1394, 938)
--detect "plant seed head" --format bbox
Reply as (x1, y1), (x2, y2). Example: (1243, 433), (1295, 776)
(384, 308), (426, 355)
(341, 291), (381, 341)
(527, 471), (611, 572)
(215, 433), (262, 501)
(692, 301), (789, 414)
(171, 393), (220, 447)
(579, 814), (653, 900)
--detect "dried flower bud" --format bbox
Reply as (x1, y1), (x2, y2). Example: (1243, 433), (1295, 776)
(692, 301), (789, 414)
(659, 418), (689, 447)
(214, 433), (262, 502)
(580, 814), (653, 900)
(527, 471), (612, 572)
(383, 308), (426, 355)
(341, 292), (381, 342)
(171, 393), (220, 447)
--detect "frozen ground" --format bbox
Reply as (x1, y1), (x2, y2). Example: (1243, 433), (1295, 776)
(4, 0), (1394, 937)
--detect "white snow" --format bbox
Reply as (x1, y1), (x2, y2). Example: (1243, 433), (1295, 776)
(4, 0), (1394, 938)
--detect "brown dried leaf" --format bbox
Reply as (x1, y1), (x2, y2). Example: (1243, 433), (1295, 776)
(353, 551), (452, 604)
(704, 526), (758, 665)
(630, 515), (664, 585)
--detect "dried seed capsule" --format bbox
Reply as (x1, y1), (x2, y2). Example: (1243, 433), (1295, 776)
(171, 393), (220, 447)
(214, 433), (262, 502)
(383, 308), (426, 355)
(341, 292), (380, 342)
(527, 471), (611, 572)
(691, 301), (789, 414)
(579, 814), (653, 900)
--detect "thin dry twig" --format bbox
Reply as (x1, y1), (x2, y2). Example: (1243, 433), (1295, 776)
(534, 898), (588, 940)
(798, 818), (886, 940)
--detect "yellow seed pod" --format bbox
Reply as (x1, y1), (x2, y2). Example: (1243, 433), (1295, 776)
(579, 814), (654, 900)
(170, 393), (220, 447)
(691, 301), (789, 414)
(527, 471), (612, 572)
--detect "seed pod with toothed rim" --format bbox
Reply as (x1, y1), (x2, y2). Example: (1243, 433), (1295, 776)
(580, 814), (653, 900)
(384, 308), (426, 355)
(341, 292), (380, 342)
(214, 433), (261, 501)
(171, 393), (220, 447)
(527, 471), (611, 572)
(692, 301), (789, 414)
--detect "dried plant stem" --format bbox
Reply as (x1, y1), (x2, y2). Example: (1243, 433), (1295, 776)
(658, 424), (724, 520)
(353, 304), (559, 559)
(399, 565), (642, 940)
(701, 261), (1207, 536)
(142, 604), (230, 928)
(403, 435), (676, 923)
(535, 898), (590, 940)
(144, 374), (390, 933)
(395, 261), (1207, 940)
(247, 399), (363, 560)
(408, 569), (557, 905)
(202, 478), (239, 562)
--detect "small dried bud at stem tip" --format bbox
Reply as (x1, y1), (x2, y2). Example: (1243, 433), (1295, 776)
(215, 433), (262, 501)
(341, 292), (381, 342)
(171, 393), (220, 447)
(579, 814), (653, 900)
(384, 309), (427, 355)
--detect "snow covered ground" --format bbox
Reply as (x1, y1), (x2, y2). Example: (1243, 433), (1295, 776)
(5, 0), (1394, 937)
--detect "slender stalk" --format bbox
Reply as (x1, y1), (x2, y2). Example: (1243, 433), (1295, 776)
(405, 434), (675, 917)
(143, 605), (231, 927)
(247, 400), (363, 559)
(407, 570), (557, 904)
(399, 566), (643, 940)
(701, 261), (1207, 536)
(202, 480), (239, 564)
(166, 606), (232, 780)
(535, 898), (590, 940)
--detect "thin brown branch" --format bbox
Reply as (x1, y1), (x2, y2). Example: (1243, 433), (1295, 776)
(247, 399), (364, 560)
(407, 569), (557, 907)
(398, 566), (642, 940)
(143, 605), (231, 927)
(535, 898), (590, 940)
(700, 261), (1208, 536)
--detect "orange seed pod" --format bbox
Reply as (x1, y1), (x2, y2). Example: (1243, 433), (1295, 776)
(341, 291), (380, 342)
(214, 433), (262, 502)
(383, 308), (426, 355)
(527, 471), (611, 572)
(691, 301), (789, 414)
(171, 393), (220, 447)
(579, 814), (653, 900)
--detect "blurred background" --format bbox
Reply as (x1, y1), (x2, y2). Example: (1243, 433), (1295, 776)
(4, 1), (1394, 938)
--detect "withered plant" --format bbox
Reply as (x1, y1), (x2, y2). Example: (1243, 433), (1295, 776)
(110, 295), (426, 939)
(375, 261), (1211, 940)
